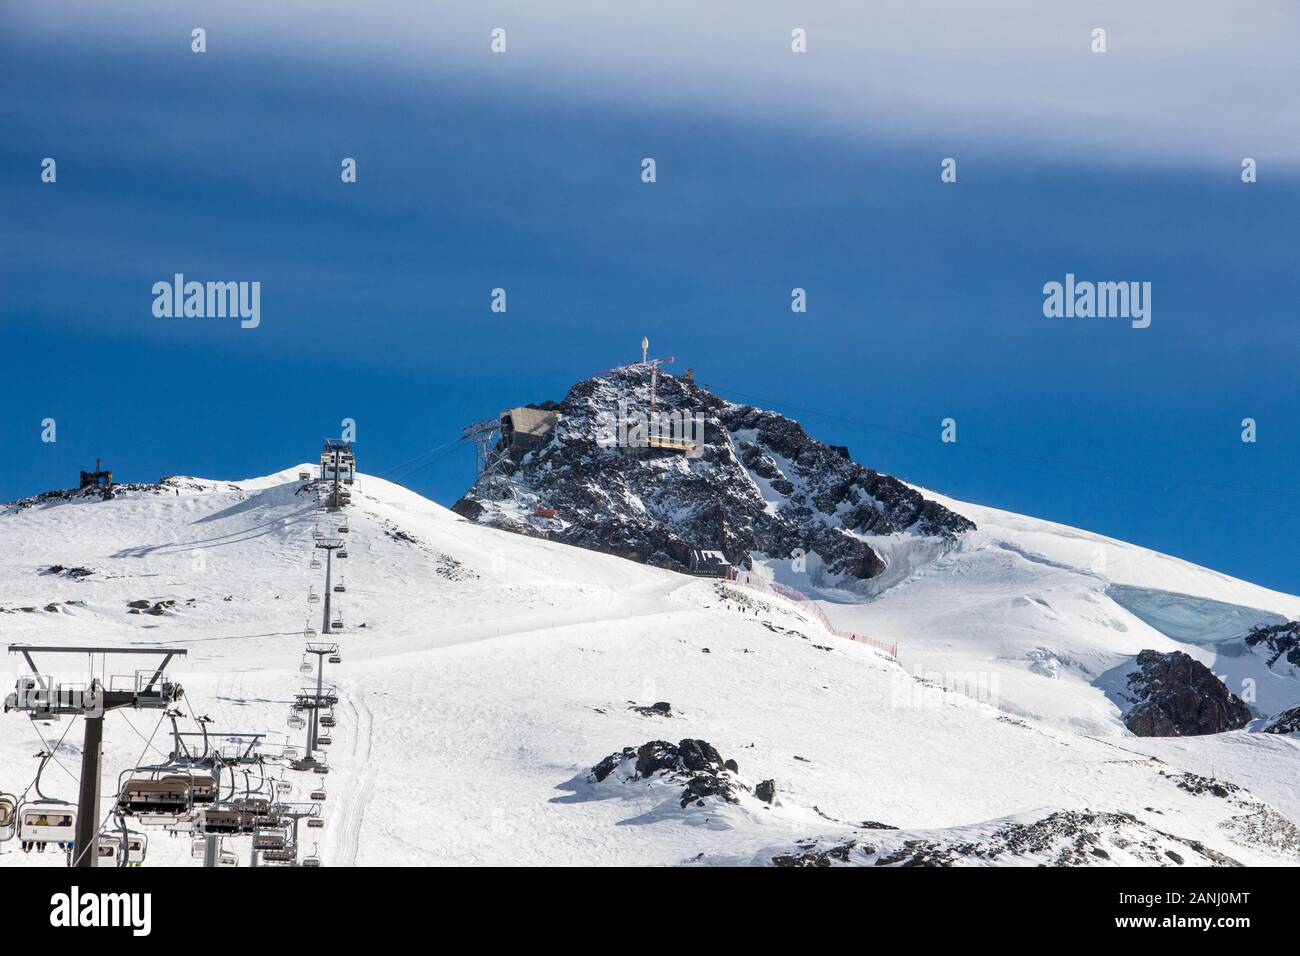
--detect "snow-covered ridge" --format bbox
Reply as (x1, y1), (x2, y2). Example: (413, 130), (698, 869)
(0, 464), (1297, 867)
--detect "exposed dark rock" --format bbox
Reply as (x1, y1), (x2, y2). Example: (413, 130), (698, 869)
(869, 811), (1243, 867)
(1162, 771), (1243, 799)
(588, 738), (744, 808)
(755, 779), (776, 804)
(1123, 650), (1252, 737)
(453, 368), (973, 583)
(1264, 705), (1300, 735)
(42, 565), (94, 578)
(772, 840), (859, 867)
(629, 701), (673, 718)
(1245, 621), (1300, 671)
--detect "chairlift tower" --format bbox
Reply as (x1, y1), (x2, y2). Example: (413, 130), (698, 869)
(315, 537), (345, 635)
(291, 644), (339, 773)
(4, 645), (186, 869)
(460, 418), (503, 478)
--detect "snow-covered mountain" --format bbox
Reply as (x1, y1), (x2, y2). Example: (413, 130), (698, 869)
(453, 366), (972, 583)
(1, 461), (1298, 867)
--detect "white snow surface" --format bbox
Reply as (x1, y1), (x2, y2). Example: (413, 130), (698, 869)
(0, 468), (1297, 867)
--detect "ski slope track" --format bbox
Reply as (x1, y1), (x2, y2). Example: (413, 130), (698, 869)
(0, 467), (1297, 867)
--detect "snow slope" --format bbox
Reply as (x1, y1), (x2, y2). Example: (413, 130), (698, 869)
(0, 468), (1297, 867)
(784, 487), (1300, 736)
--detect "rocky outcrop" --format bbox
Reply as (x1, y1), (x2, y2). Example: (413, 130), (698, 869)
(453, 367), (973, 583)
(1264, 705), (1300, 735)
(1123, 650), (1252, 737)
(1245, 621), (1300, 674)
(589, 738), (744, 809)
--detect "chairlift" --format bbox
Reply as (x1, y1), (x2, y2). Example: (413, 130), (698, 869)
(310, 786), (327, 801)
(0, 792), (17, 842)
(288, 713), (305, 730)
(276, 781), (292, 795)
(307, 816), (324, 829)
(309, 558), (322, 569)
(318, 735), (332, 747)
(302, 851), (321, 868)
(254, 828), (289, 851)
(328, 653), (341, 664)
(17, 799), (76, 851)
(320, 713), (337, 729)
(299, 658), (313, 674)
(337, 550), (349, 559)
(313, 527), (324, 539)
(304, 626), (318, 638)
(284, 745), (300, 761)
(333, 584), (345, 594)
(218, 850), (239, 867)
(262, 846), (297, 863)
(313, 764), (329, 776)
(97, 830), (147, 867)
(119, 775), (192, 816)
(308, 589), (320, 604)
(338, 523), (349, 534)
(331, 619), (343, 631)
(191, 838), (207, 860)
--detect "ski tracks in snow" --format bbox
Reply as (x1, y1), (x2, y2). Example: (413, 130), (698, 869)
(332, 683), (375, 867)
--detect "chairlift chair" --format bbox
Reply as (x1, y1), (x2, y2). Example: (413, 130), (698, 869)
(276, 781), (293, 795)
(283, 745), (300, 761)
(254, 828), (288, 851)
(17, 799), (76, 851)
(304, 626), (318, 638)
(119, 775), (192, 816)
(309, 558), (321, 569)
(308, 589), (320, 604)
(320, 713), (337, 729)
(333, 583), (345, 593)
(328, 653), (341, 664)
(288, 713), (305, 730)
(313, 763), (329, 776)
(307, 816), (324, 829)
(310, 786), (327, 801)
(0, 792), (17, 842)
(302, 854), (321, 868)
(337, 550), (348, 559)
(338, 523), (349, 533)
(318, 734), (332, 747)
(177, 774), (217, 805)
(299, 658), (313, 674)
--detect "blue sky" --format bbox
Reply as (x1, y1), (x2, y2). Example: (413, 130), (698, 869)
(2, 4), (1298, 591)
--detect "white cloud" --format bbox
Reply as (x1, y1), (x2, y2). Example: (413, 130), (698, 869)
(13, 0), (1299, 167)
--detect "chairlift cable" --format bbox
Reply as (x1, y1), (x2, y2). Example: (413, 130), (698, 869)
(24, 713), (81, 793)
(374, 434), (465, 480)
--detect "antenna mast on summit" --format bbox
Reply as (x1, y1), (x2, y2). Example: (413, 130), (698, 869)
(637, 338), (674, 415)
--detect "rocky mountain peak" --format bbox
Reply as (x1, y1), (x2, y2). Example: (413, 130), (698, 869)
(452, 367), (974, 583)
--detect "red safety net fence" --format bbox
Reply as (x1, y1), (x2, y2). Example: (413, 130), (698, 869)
(724, 567), (899, 661)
